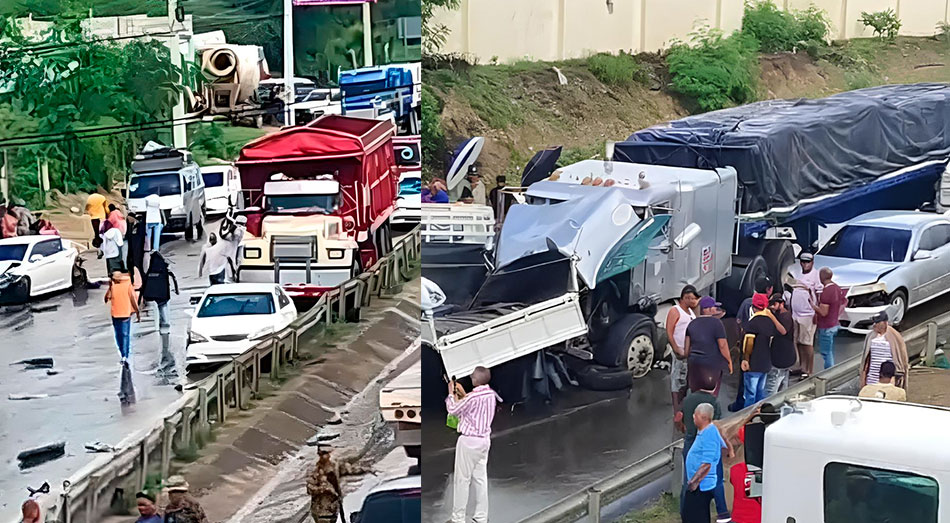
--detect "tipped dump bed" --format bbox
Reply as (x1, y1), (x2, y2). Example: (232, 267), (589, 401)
(614, 83), (950, 214)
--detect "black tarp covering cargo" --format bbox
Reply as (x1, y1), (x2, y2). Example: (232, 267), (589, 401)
(613, 83), (950, 214)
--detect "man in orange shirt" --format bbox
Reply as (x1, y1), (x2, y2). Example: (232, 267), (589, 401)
(105, 271), (140, 362)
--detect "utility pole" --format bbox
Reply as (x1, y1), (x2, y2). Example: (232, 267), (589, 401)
(362, 2), (373, 67)
(0, 150), (8, 204)
(283, 0), (296, 126)
(168, 0), (187, 149)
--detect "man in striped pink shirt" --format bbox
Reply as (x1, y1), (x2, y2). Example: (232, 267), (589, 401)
(447, 366), (502, 523)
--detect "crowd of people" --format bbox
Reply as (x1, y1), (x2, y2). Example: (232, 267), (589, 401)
(0, 198), (59, 239)
(673, 251), (910, 522)
(422, 165), (514, 214)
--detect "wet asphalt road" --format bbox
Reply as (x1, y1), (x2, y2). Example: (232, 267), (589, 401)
(421, 295), (950, 523)
(0, 224), (215, 519)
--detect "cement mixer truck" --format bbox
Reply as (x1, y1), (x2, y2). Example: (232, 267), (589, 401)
(188, 43), (271, 127)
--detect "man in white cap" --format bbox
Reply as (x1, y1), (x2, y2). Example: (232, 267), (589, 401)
(790, 252), (820, 377)
(162, 475), (207, 523)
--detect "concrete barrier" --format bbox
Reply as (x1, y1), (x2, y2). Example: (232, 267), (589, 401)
(27, 227), (421, 523)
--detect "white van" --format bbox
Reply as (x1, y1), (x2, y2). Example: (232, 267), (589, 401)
(201, 164), (242, 215)
(127, 148), (206, 240)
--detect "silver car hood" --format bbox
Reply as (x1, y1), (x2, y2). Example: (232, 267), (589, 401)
(810, 255), (900, 287)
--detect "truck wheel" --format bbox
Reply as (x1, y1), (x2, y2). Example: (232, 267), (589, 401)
(740, 255), (769, 299)
(763, 241), (795, 290)
(593, 313), (655, 378)
(572, 363), (633, 391)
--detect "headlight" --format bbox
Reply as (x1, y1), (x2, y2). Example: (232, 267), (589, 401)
(188, 331), (209, 344)
(248, 326), (274, 340)
(847, 282), (887, 297)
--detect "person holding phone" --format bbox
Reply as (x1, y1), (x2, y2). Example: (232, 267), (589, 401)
(446, 366), (503, 523)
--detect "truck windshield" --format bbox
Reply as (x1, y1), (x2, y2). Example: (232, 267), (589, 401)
(398, 178), (421, 196)
(202, 171), (225, 187)
(197, 293), (275, 318)
(0, 244), (28, 262)
(357, 490), (420, 523)
(128, 174), (182, 198)
(819, 225), (910, 263)
(266, 194), (339, 214)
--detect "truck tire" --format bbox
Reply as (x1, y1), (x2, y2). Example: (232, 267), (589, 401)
(572, 362), (633, 391)
(593, 313), (656, 378)
(763, 240), (794, 290)
(740, 255), (769, 299)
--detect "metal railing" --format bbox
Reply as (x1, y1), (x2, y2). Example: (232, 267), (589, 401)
(26, 227), (420, 523)
(517, 312), (950, 523)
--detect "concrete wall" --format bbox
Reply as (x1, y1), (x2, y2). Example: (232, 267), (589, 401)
(432, 0), (950, 62)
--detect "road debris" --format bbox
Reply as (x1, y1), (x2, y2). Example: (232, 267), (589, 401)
(9, 393), (50, 400)
(17, 442), (66, 469)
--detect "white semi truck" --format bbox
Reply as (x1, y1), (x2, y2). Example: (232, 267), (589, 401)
(749, 395), (947, 522)
(380, 344), (421, 460)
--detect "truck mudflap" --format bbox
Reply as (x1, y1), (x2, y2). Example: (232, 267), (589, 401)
(434, 293), (588, 378)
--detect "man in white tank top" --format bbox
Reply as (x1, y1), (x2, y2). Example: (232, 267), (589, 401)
(666, 285), (700, 427)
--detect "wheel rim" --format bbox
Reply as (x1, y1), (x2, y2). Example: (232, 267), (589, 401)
(627, 334), (654, 378)
(890, 294), (906, 324)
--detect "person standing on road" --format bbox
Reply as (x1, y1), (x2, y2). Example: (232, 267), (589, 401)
(105, 271), (140, 363)
(765, 294), (796, 395)
(790, 252), (820, 378)
(684, 296), (732, 396)
(162, 476), (208, 523)
(729, 277), (773, 412)
(198, 233), (235, 285)
(140, 251), (179, 336)
(860, 312), (909, 389)
(741, 294), (786, 408)
(145, 193), (164, 252)
(101, 220), (126, 275)
(683, 403), (732, 523)
(859, 361), (907, 401)
(307, 447), (346, 523)
(127, 213), (147, 285)
(447, 366), (502, 523)
(85, 193), (108, 248)
(678, 373), (731, 523)
(135, 491), (163, 523)
(814, 267), (843, 370)
(107, 204), (129, 270)
(667, 285), (700, 425)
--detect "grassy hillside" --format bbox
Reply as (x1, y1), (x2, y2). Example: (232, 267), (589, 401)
(424, 36), (950, 180)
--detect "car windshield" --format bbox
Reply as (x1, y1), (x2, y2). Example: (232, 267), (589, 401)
(128, 173), (182, 198)
(358, 490), (420, 523)
(202, 171), (225, 187)
(0, 244), (28, 262)
(197, 293), (275, 318)
(819, 225), (911, 262)
(398, 178), (421, 196)
(266, 194), (339, 214)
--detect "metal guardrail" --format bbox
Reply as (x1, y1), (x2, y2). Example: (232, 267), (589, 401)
(27, 227), (420, 523)
(517, 312), (950, 523)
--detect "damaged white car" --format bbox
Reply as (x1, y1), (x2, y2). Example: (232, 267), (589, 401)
(0, 236), (85, 305)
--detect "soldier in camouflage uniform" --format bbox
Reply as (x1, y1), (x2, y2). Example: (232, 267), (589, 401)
(307, 447), (368, 523)
(162, 476), (208, 523)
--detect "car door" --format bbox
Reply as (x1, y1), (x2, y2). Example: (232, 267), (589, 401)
(26, 239), (64, 293)
(909, 223), (950, 304)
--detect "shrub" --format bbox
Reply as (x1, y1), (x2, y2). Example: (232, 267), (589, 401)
(421, 86), (445, 171)
(742, 0), (830, 53)
(666, 27), (760, 112)
(860, 9), (902, 42)
(587, 52), (649, 86)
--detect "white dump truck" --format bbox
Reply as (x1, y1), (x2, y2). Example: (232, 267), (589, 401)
(380, 343), (421, 460)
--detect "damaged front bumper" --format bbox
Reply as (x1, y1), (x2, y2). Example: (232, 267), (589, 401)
(0, 273), (29, 305)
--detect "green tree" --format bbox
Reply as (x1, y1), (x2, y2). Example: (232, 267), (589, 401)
(422, 0), (460, 55)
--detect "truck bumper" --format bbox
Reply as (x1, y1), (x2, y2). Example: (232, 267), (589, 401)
(238, 265), (351, 288)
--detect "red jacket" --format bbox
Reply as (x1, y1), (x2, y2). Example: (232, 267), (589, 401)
(730, 462), (761, 523)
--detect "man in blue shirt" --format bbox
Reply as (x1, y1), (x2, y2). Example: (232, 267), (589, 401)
(683, 403), (733, 522)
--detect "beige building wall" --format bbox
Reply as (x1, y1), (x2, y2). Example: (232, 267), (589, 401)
(432, 0), (950, 63)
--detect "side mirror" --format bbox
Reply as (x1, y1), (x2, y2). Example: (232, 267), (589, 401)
(29, 254), (43, 263)
(913, 249), (933, 261)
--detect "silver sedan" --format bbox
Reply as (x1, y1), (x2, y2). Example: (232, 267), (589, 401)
(790, 210), (950, 333)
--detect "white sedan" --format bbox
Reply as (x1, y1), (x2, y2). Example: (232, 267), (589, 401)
(0, 235), (82, 305)
(186, 283), (297, 368)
